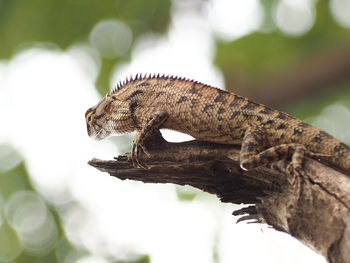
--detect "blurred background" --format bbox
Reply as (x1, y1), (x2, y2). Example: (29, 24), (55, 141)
(0, 0), (349, 262)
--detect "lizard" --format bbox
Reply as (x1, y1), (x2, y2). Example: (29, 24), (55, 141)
(85, 74), (350, 175)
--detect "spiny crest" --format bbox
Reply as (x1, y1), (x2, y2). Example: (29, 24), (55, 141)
(108, 73), (217, 96)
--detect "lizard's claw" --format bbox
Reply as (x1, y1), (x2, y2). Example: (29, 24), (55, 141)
(286, 162), (305, 188)
(286, 162), (304, 177)
(131, 141), (150, 169)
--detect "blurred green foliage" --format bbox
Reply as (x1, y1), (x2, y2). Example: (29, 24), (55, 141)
(0, 145), (78, 263)
(216, 1), (350, 78)
(116, 255), (150, 263)
(0, 0), (171, 96)
(0, 147), (150, 263)
(290, 84), (350, 119)
(0, 162), (30, 199)
(0, 0), (171, 58)
(176, 185), (204, 202)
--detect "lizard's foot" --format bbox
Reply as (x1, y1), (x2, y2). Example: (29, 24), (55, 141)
(286, 145), (306, 178)
(286, 149), (331, 176)
(285, 160), (305, 188)
(286, 150), (332, 181)
(131, 140), (151, 169)
(285, 162), (303, 187)
(286, 162), (304, 177)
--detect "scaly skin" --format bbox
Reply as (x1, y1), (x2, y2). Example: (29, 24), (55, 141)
(85, 74), (350, 173)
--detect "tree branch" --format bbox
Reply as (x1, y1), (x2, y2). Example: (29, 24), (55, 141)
(89, 132), (350, 263)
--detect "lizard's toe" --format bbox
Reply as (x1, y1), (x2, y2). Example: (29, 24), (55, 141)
(287, 162), (304, 177)
(131, 143), (149, 169)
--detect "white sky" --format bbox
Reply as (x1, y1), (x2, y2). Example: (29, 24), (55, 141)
(3, 0), (350, 262)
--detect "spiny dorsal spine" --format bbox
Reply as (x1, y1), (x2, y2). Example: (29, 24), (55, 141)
(109, 73), (217, 95)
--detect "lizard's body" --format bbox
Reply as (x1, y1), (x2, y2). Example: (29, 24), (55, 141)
(85, 75), (350, 174)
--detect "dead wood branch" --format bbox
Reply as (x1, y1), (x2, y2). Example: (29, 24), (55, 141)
(89, 132), (350, 263)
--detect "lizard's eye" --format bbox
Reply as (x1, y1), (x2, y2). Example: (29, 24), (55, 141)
(85, 108), (94, 118)
(88, 116), (92, 121)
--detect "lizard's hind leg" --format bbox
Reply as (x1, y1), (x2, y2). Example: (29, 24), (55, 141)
(239, 128), (320, 176)
(239, 128), (268, 170)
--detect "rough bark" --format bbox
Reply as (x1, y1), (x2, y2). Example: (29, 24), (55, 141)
(89, 132), (350, 263)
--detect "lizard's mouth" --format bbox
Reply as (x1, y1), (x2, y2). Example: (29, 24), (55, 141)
(91, 129), (108, 141)
(87, 124), (108, 140)
(87, 124), (93, 137)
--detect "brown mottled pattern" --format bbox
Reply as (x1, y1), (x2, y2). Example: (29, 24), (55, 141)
(85, 75), (350, 173)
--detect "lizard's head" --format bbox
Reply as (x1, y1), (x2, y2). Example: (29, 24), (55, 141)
(85, 95), (135, 140)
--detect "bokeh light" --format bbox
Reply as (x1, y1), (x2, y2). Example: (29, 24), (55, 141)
(0, 144), (22, 173)
(90, 20), (133, 59)
(111, 8), (222, 87)
(207, 0), (263, 41)
(308, 104), (350, 144)
(75, 255), (108, 263)
(274, 0), (316, 36)
(0, 223), (23, 262)
(5, 190), (59, 255)
(54, 237), (82, 263)
(330, 0), (350, 28)
(5, 191), (47, 234)
(68, 44), (101, 83)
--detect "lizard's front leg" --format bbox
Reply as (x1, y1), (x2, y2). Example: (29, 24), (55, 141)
(132, 110), (169, 169)
(239, 128), (328, 176)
